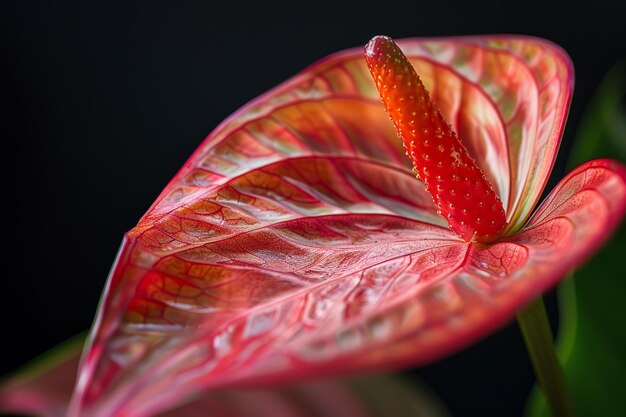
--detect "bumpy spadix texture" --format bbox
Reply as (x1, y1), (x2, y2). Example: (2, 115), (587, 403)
(60, 37), (625, 417)
(365, 36), (507, 242)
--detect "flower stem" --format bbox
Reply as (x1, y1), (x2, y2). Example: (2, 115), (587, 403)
(516, 297), (576, 417)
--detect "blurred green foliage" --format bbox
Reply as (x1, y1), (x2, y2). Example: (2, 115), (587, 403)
(527, 60), (626, 416)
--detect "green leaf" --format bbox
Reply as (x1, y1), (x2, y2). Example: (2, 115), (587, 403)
(526, 60), (626, 417)
(569, 61), (626, 164)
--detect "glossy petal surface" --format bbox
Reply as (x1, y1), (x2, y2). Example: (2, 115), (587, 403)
(68, 37), (620, 417)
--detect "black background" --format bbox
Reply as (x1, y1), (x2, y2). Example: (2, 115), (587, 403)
(1, 1), (624, 416)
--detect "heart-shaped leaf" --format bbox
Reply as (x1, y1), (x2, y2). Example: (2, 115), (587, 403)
(63, 36), (626, 417)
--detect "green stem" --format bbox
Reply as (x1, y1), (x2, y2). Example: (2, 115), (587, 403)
(516, 297), (576, 417)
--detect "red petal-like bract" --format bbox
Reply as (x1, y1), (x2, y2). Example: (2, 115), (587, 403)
(67, 37), (626, 417)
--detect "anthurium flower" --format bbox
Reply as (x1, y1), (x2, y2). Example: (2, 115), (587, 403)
(38, 36), (626, 417)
